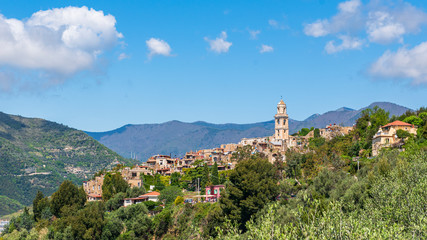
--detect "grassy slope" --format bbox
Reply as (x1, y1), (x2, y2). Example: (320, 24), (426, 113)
(0, 112), (137, 217)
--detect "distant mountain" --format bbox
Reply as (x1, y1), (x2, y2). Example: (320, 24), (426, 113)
(87, 102), (412, 161)
(87, 120), (274, 161)
(0, 112), (136, 216)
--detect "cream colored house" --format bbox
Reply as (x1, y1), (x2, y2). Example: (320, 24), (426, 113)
(372, 120), (417, 156)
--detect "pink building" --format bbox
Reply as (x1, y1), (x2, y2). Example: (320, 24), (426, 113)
(205, 185), (225, 202)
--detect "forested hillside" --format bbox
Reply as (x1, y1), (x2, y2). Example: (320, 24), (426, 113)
(0, 112), (137, 216)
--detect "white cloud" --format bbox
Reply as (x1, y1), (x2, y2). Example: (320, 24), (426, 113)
(0, 6), (122, 76)
(304, 20), (330, 37)
(260, 44), (274, 53)
(118, 53), (129, 60)
(146, 38), (172, 59)
(249, 29), (261, 39)
(370, 42), (427, 84)
(338, 0), (361, 13)
(304, 0), (427, 52)
(204, 31), (232, 53)
(269, 19), (279, 28)
(304, 0), (362, 37)
(367, 11), (405, 44)
(325, 35), (363, 54)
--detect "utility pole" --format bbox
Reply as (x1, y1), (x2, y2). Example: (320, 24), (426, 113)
(357, 158), (360, 171)
(198, 177), (200, 203)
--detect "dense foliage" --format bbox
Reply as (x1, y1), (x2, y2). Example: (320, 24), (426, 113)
(1, 106), (426, 239)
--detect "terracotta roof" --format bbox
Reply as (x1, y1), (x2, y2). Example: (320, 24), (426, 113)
(383, 121), (414, 128)
(124, 196), (149, 201)
(278, 99), (285, 105)
(88, 194), (102, 198)
(143, 191), (160, 196)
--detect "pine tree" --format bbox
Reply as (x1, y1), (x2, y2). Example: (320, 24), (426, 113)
(33, 190), (44, 221)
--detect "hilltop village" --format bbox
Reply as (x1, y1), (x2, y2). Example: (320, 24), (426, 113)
(82, 100), (417, 203)
(2, 100), (425, 239)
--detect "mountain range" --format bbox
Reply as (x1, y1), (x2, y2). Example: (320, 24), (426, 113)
(87, 102), (411, 161)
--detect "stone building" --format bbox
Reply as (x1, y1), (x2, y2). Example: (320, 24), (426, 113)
(83, 165), (147, 200)
(83, 175), (104, 196)
(320, 124), (353, 140)
(372, 120), (417, 156)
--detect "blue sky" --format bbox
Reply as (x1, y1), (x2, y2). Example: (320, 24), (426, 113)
(0, 0), (426, 132)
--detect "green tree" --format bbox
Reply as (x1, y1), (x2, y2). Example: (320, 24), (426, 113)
(154, 174), (165, 191)
(220, 156), (279, 230)
(32, 190), (44, 221)
(62, 201), (106, 240)
(110, 203), (152, 239)
(101, 218), (123, 240)
(159, 186), (183, 205)
(201, 163), (211, 189)
(354, 106), (389, 151)
(396, 129), (411, 139)
(50, 180), (86, 217)
(403, 115), (423, 127)
(211, 162), (220, 185)
(174, 196), (184, 205)
(170, 172), (181, 186)
(105, 192), (126, 212)
(299, 127), (313, 136)
(125, 186), (146, 198)
(102, 172), (129, 201)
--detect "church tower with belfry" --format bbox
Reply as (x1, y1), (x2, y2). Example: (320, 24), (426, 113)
(274, 99), (289, 144)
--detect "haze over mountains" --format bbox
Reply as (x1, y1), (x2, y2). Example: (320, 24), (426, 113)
(87, 102), (411, 161)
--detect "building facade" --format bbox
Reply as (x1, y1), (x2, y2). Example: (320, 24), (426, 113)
(372, 120), (417, 156)
(205, 185), (225, 202)
(274, 99), (289, 144)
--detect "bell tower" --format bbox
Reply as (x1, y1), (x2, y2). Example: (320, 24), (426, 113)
(274, 99), (289, 142)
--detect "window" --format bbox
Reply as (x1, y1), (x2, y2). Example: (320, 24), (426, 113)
(207, 190), (211, 194)
(98, 185), (100, 190)
(214, 189), (217, 194)
(92, 186), (94, 190)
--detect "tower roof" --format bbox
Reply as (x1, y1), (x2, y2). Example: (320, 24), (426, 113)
(278, 99), (285, 105)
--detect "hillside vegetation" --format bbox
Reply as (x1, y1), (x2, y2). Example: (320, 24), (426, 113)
(0, 112), (136, 216)
(1, 107), (426, 239)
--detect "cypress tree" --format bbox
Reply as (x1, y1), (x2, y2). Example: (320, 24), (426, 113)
(201, 163), (211, 189)
(32, 191), (44, 221)
(211, 162), (219, 185)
